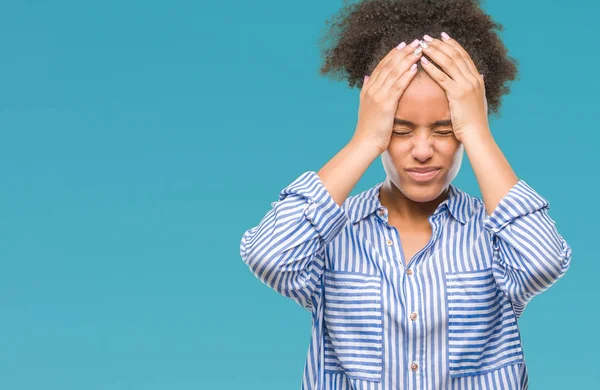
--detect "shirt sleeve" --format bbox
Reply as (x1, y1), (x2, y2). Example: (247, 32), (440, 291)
(239, 170), (350, 311)
(482, 180), (572, 317)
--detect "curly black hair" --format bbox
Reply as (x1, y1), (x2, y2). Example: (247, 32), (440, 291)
(318, 0), (518, 115)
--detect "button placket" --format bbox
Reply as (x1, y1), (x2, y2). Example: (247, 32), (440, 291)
(404, 263), (422, 376)
(381, 212), (403, 262)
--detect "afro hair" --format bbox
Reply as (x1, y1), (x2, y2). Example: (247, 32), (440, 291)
(318, 0), (518, 115)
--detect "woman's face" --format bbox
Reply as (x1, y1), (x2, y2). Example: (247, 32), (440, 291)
(381, 71), (464, 203)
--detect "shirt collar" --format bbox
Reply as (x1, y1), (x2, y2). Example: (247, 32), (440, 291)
(347, 180), (474, 225)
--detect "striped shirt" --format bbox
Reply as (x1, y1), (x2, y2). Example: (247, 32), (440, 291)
(240, 171), (572, 389)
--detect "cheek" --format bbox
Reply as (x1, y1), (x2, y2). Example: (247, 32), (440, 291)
(382, 142), (411, 167)
(446, 137), (463, 153)
(386, 138), (412, 155)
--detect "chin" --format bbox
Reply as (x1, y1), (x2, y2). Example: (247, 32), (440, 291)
(399, 178), (447, 203)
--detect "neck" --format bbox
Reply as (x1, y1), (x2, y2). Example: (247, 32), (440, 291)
(379, 180), (449, 225)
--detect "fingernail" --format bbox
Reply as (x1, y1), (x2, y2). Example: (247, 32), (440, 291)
(364, 75), (369, 82)
(410, 63), (417, 72)
(410, 39), (420, 48)
(396, 41), (406, 50)
(441, 32), (450, 41)
(421, 56), (430, 65)
(423, 34), (433, 42)
(413, 46), (422, 56)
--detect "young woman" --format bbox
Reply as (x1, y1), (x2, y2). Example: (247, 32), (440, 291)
(240, 0), (572, 388)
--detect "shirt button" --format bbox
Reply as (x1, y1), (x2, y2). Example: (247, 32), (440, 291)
(410, 312), (418, 321)
(378, 209), (385, 216)
(386, 239), (393, 246)
(411, 362), (418, 371)
(406, 269), (413, 275)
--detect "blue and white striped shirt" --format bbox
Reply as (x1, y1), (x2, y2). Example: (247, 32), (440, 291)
(240, 171), (572, 389)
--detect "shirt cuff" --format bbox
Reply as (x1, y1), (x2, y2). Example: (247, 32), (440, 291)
(482, 180), (550, 235)
(274, 170), (349, 244)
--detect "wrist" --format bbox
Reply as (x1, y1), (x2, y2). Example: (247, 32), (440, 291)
(349, 134), (387, 156)
(461, 127), (494, 149)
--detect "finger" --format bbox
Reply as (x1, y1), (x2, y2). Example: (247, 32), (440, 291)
(379, 57), (419, 98)
(363, 43), (405, 90)
(369, 38), (421, 77)
(440, 32), (480, 78)
(424, 35), (475, 81)
(419, 55), (459, 95)
(421, 37), (472, 85)
(368, 39), (421, 92)
(387, 62), (419, 99)
(373, 40), (422, 93)
(362, 75), (370, 88)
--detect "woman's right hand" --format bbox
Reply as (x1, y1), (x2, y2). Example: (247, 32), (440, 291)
(353, 39), (423, 154)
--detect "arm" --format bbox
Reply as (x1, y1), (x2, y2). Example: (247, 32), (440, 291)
(240, 137), (381, 311)
(464, 131), (572, 315)
(410, 32), (571, 314)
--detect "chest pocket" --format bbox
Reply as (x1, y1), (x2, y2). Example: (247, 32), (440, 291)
(445, 267), (524, 377)
(323, 269), (383, 382)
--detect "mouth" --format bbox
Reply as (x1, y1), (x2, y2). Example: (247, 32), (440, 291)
(405, 168), (441, 182)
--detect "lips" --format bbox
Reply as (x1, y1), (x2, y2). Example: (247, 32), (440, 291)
(406, 167), (441, 173)
(405, 168), (441, 182)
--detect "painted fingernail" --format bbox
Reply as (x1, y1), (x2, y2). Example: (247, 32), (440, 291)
(410, 39), (420, 48)
(419, 40), (429, 49)
(413, 47), (422, 56)
(396, 41), (406, 50)
(423, 34), (433, 42)
(410, 63), (417, 72)
(441, 32), (450, 41)
(421, 56), (430, 65)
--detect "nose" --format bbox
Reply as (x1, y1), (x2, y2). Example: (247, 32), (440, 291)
(410, 133), (434, 162)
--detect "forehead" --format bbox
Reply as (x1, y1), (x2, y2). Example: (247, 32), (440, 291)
(395, 73), (450, 123)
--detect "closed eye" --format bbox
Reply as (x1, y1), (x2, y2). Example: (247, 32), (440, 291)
(392, 130), (453, 136)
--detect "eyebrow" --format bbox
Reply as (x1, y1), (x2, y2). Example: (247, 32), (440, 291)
(394, 118), (453, 127)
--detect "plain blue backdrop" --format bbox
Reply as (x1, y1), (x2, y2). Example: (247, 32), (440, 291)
(0, 0), (597, 388)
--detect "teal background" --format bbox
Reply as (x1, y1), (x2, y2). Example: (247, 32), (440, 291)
(0, 0), (597, 388)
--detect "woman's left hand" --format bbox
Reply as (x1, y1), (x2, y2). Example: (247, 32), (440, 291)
(419, 32), (489, 143)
